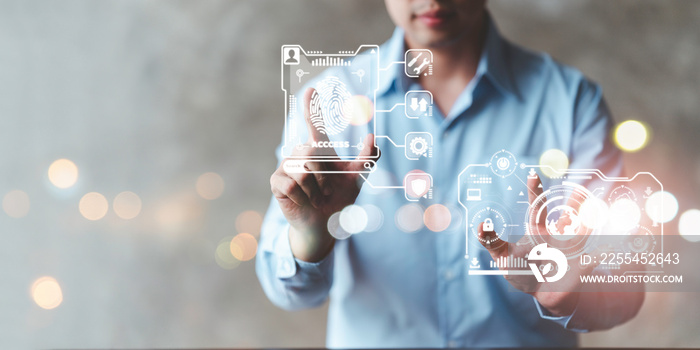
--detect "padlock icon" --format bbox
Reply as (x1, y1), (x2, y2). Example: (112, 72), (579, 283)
(483, 218), (494, 232)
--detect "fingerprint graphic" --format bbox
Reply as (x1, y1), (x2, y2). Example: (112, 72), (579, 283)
(309, 76), (352, 135)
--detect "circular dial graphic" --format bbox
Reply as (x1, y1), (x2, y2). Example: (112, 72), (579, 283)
(489, 150), (518, 178)
(608, 185), (638, 203)
(526, 183), (597, 258)
(621, 225), (657, 254)
(469, 204), (511, 249)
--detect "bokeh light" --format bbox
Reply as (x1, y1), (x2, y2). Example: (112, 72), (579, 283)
(196, 172), (225, 200)
(339, 204), (368, 234)
(679, 209), (700, 242)
(362, 204), (384, 232)
(327, 211), (351, 240)
(608, 198), (641, 233)
(154, 193), (203, 234)
(48, 158), (79, 189)
(614, 120), (649, 152)
(235, 210), (263, 237)
(346, 95), (374, 126)
(645, 191), (678, 224)
(215, 237), (241, 269)
(31, 276), (63, 310)
(539, 149), (569, 178)
(423, 204), (451, 232)
(395, 203), (424, 233)
(446, 205), (464, 232)
(579, 197), (609, 230)
(230, 233), (258, 261)
(3, 190), (30, 218)
(113, 191), (142, 220)
(79, 192), (109, 221)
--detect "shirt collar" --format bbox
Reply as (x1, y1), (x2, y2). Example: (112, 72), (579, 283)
(376, 14), (520, 101)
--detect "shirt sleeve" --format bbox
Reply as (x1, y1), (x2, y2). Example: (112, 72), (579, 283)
(255, 114), (335, 310)
(533, 77), (645, 331)
(255, 198), (335, 311)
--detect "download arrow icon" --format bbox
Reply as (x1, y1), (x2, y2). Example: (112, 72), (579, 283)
(410, 97), (419, 111)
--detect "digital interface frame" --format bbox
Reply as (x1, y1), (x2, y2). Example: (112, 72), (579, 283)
(281, 45), (380, 173)
(280, 45), (694, 292)
(280, 46), (436, 179)
(455, 150), (691, 292)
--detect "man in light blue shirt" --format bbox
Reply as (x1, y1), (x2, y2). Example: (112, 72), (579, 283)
(258, 1), (643, 347)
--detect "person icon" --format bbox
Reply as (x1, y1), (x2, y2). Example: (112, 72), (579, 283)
(285, 48), (299, 65)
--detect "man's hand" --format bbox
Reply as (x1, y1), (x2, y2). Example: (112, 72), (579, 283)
(270, 87), (379, 262)
(477, 174), (597, 317)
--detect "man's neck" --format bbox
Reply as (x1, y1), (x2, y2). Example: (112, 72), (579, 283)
(405, 16), (487, 117)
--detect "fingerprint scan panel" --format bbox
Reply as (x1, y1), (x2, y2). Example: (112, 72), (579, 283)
(281, 45), (379, 161)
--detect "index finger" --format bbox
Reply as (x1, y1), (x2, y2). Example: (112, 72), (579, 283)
(303, 87), (330, 143)
(528, 172), (548, 224)
(478, 222), (509, 258)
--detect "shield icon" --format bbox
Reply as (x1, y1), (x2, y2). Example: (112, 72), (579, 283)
(411, 179), (427, 197)
(404, 172), (432, 199)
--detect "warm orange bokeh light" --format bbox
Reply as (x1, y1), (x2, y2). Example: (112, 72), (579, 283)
(31, 276), (63, 310)
(346, 95), (374, 126)
(79, 192), (109, 221)
(614, 120), (649, 152)
(48, 159), (79, 189)
(113, 191), (142, 220)
(230, 233), (258, 261)
(3, 190), (30, 218)
(235, 210), (263, 237)
(196, 172), (225, 200)
(423, 204), (452, 232)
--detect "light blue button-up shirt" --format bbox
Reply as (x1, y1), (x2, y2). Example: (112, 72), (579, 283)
(258, 17), (641, 348)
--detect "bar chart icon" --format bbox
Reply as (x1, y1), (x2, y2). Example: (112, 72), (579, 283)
(490, 255), (528, 269)
(311, 57), (351, 67)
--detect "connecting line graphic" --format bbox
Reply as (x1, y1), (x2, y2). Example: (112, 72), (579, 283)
(375, 135), (405, 148)
(522, 165), (631, 182)
(514, 173), (538, 198)
(375, 103), (404, 113)
(379, 61), (405, 72)
(359, 173), (404, 189)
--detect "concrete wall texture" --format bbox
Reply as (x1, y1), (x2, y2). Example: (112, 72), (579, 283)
(0, 0), (698, 348)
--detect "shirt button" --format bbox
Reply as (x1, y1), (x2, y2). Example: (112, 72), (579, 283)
(443, 130), (450, 138)
(447, 340), (458, 348)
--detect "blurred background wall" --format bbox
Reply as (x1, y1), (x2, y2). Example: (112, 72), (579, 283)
(0, 0), (699, 348)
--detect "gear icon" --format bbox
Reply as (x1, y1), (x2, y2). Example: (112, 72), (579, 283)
(409, 137), (428, 157)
